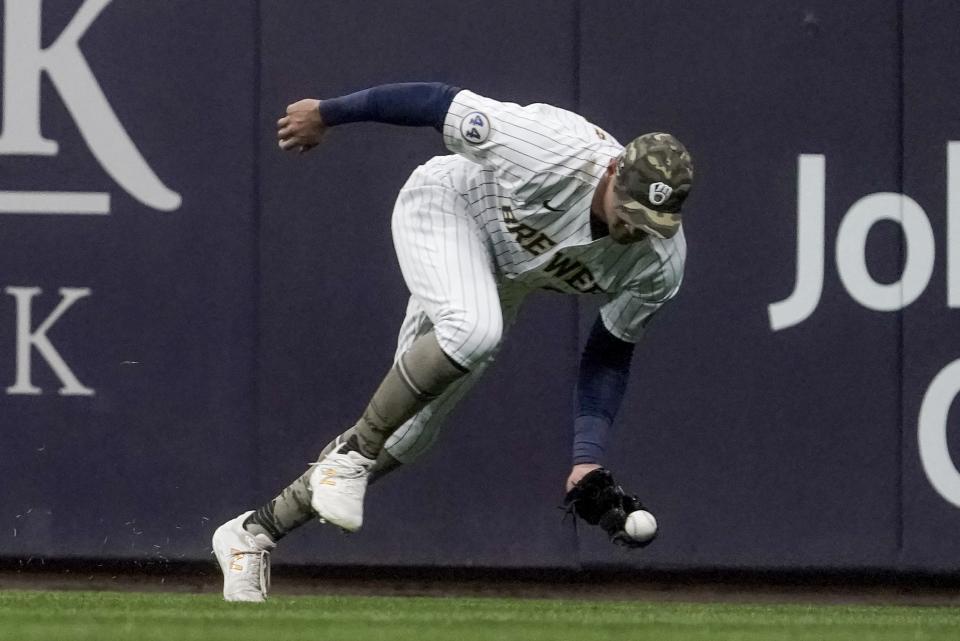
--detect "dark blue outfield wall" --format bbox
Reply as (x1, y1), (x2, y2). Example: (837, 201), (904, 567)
(1, 0), (959, 573)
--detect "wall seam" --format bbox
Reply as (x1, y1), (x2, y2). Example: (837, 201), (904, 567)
(252, 0), (263, 496)
(572, 0), (583, 570)
(896, 0), (906, 561)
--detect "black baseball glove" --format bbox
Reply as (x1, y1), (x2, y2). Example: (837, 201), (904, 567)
(563, 467), (656, 548)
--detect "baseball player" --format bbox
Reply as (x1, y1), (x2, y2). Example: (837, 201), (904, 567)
(212, 82), (692, 601)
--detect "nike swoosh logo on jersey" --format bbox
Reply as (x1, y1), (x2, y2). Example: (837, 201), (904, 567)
(543, 200), (563, 212)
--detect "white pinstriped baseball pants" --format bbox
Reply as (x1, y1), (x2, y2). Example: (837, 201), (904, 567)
(383, 162), (527, 463)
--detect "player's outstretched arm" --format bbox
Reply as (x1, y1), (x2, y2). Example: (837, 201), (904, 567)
(276, 83), (461, 154)
(566, 314), (635, 492)
(564, 315), (660, 547)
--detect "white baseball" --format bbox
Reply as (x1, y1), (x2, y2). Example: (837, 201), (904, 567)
(623, 510), (658, 542)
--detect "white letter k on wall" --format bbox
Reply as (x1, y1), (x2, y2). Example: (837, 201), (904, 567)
(0, 0), (182, 212)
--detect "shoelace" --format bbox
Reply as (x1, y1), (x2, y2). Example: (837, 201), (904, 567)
(310, 453), (369, 479)
(333, 460), (368, 479)
(234, 549), (270, 598)
(258, 550), (270, 597)
(310, 434), (367, 479)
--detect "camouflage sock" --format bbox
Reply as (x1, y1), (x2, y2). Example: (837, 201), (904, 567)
(243, 448), (401, 541)
(347, 332), (466, 459)
(243, 333), (463, 541)
(243, 468), (314, 541)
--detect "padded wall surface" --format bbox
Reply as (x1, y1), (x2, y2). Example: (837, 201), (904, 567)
(900, 0), (960, 571)
(576, 0), (904, 570)
(0, 0), (259, 560)
(3, 0), (959, 572)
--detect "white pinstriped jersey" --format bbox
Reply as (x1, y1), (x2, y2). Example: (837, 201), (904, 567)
(434, 90), (686, 343)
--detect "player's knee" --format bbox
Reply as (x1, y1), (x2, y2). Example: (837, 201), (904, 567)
(439, 309), (503, 368)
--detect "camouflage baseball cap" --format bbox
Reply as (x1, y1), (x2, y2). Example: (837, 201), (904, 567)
(613, 132), (693, 239)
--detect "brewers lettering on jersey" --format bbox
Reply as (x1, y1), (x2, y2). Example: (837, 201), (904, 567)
(212, 82), (694, 602)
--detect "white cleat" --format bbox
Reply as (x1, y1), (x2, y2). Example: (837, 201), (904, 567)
(212, 510), (276, 602)
(309, 448), (376, 532)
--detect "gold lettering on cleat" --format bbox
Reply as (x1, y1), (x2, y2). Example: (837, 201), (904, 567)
(229, 548), (244, 572)
(318, 468), (337, 486)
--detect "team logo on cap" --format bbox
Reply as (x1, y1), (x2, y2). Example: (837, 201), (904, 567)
(648, 182), (673, 206)
(461, 112), (490, 144)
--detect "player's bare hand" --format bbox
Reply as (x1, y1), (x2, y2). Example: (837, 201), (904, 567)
(565, 463), (602, 493)
(277, 98), (326, 153)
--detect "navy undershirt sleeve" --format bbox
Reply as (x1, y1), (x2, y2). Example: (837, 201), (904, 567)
(573, 315), (635, 465)
(318, 82), (461, 132)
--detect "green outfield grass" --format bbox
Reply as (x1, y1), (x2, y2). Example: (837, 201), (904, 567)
(1, 590), (959, 641)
